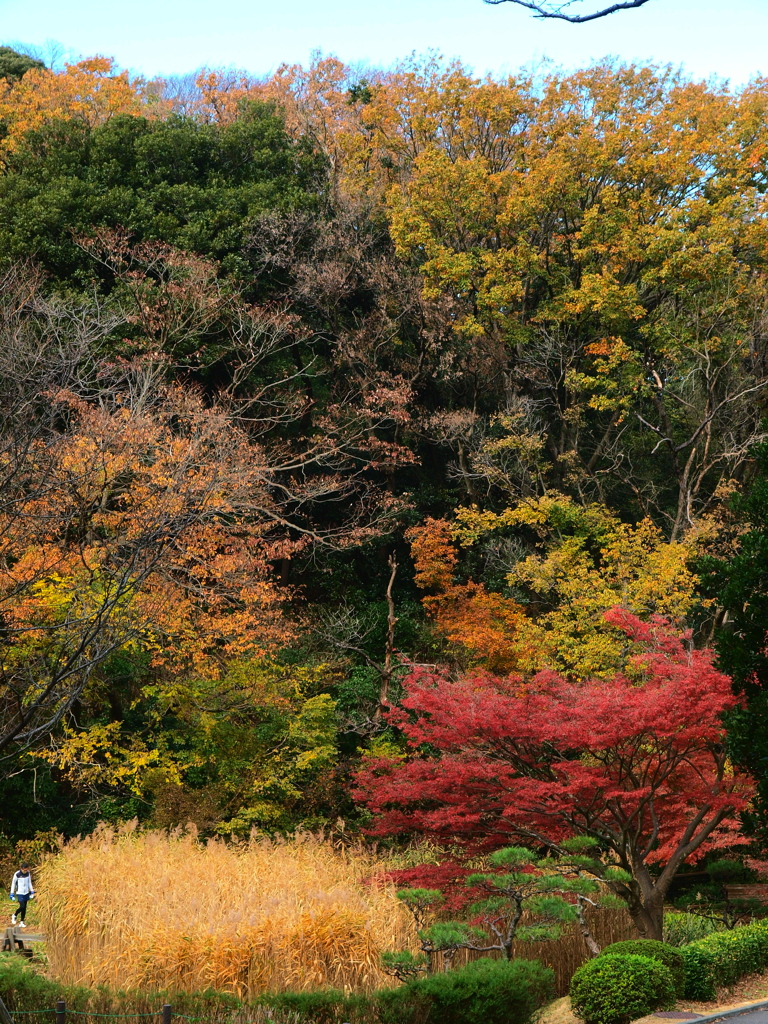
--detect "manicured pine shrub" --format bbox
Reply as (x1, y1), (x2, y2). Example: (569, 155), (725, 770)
(569, 953), (675, 1024)
(598, 940), (686, 996)
(264, 990), (370, 1024)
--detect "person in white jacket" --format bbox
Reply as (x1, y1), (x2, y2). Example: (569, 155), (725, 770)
(10, 862), (35, 927)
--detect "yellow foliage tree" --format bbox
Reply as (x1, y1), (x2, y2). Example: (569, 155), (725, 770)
(453, 495), (699, 677)
(409, 496), (699, 679)
(39, 660), (342, 834)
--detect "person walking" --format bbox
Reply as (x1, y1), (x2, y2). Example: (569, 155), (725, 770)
(10, 862), (35, 928)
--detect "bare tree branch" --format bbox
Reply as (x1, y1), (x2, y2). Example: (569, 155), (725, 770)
(483, 0), (653, 23)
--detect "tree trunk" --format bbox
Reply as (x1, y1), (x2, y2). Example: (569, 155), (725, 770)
(628, 896), (664, 941)
(376, 555), (398, 720)
(576, 895), (601, 957)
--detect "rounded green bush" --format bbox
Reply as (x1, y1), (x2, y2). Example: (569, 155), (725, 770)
(599, 939), (686, 996)
(570, 953), (676, 1024)
(377, 957), (555, 1024)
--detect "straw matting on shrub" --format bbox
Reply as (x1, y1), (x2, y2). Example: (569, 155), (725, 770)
(39, 824), (413, 998)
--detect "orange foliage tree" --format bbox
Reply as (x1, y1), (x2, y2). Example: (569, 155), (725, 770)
(0, 368), (293, 761)
(0, 57), (153, 158)
(407, 518), (525, 673)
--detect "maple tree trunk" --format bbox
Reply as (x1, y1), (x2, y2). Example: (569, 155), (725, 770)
(626, 893), (664, 941)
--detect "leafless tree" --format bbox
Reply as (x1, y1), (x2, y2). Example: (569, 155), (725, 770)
(311, 555), (406, 733)
(152, 70), (204, 117)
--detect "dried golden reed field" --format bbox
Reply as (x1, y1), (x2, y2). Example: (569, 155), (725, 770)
(38, 825), (414, 997)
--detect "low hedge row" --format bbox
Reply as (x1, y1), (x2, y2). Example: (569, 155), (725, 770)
(0, 953), (554, 1024)
(568, 919), (768, 1019)
(10, 920), (768, 1024)
(680, 919), (768, 1000)
(568, 922), (768, 1021)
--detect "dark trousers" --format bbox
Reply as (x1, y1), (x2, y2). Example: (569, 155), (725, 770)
(14, 894), (30, 921)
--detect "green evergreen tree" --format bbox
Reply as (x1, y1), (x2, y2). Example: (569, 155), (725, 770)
(0, 47), (45, 82)
(0, 105), (324, 286)
(699, 438), (768, 835)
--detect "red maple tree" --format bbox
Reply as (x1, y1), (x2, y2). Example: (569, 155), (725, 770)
(356, 609), (755, 939)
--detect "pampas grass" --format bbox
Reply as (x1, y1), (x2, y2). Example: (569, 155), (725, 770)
(39, 824), (412, 998)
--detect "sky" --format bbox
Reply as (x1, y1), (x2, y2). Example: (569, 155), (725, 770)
(0, 0), (764, 86)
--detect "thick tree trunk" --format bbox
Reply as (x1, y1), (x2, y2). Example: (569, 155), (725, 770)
(628, 896), (664, 941)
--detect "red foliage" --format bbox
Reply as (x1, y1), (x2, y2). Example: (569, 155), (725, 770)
(355, 610), (755, 936)
(377, 861), (478, 912)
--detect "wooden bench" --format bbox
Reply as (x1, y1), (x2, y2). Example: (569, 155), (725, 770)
(1, 926), (43, 956)
(725, 884), (768, 903)
(2, 926), (27, 954)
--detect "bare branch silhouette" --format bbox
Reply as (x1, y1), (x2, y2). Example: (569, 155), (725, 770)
(483, 0), (653, 23)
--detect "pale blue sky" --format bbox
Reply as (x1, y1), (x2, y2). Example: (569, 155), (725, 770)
(0, 0), (763, 85)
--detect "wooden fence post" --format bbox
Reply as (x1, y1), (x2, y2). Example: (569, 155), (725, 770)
(162, 1004), (172, 1024)
(0, 993), (14, 1024)
(56, 999), (66, 1024)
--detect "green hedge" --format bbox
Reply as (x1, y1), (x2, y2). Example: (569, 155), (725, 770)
(570, 954), (676, 1024)
(0, 958), (272, 1022)
(0, 953), (553, 1024)
(680, 920), (768, 1000)
(377, 958), (554, 1024)
(598, 940), (686, 997)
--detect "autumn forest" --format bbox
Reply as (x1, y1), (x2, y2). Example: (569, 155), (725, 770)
(4, 40), (768, 967)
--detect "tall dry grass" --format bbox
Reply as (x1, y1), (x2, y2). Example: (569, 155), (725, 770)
(39, 824), (413, 998)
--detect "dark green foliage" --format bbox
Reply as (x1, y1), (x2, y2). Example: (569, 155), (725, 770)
(679, 919), (768, 999)
(0, 107), (324, 286)
(376, 958), (554, 1024)
(0, 954), (552, 1024)
(0, 954), (369, 1023)
(0, 47), (44, 82)
(0, 764), (96, 842)
(263, 990), (370, 1024)
(569, 954), (675, 1024)
(348, 80), (374, 105)
(673, 859), (767, 929)
(598, 940), (685, 997)
(380, 949), (428, 981)
(698, 439), (768, 835)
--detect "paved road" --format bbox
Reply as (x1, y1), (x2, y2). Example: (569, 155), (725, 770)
(655, 1007), (768, 1024)
(709, 1013), (768, 1024)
